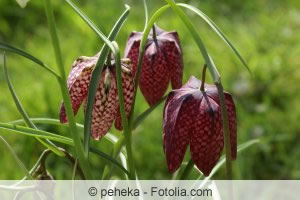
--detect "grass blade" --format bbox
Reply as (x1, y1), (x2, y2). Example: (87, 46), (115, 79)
(10, 118), (121, 146)
(0, 136), (33, 180)
(0, 123), (74, 146)
(0, 42), (59, 78)
(177, 3), (252, 75)
(90, 147), (130, 176)
(2, 54), (64, 156)
(83, 6), (130, 157)
(143, 0), (149, 30)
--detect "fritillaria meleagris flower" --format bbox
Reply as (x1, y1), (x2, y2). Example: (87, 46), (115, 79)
(124, 25), (183, 106)
(163, 76), (237, 176)
(59, 54), (135, 140)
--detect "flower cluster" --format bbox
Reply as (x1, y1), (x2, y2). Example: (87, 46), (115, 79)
(60, 25), (237, 176)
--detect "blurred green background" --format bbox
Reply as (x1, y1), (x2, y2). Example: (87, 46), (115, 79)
(0, 0), (300, 179)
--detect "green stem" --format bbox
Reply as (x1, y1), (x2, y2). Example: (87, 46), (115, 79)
(152, 25), (158, 42)
(43, 0), (92, 179)
(216, 83), (232, 179)
(200, 64), (207, 91)
(180, 159), (194, 180)
(102, 135), (126, 179)
(112, 42), (135, 179)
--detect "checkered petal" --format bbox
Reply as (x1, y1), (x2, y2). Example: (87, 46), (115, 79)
(160, 35), (183, 89)
(139, 42), (170, 105)
(190, 96), (224, 176)
(84, 67), (118, 140)
(114, 61), (135, 130)
(163, 92), (198, 173)
(59, 56), (96, 123)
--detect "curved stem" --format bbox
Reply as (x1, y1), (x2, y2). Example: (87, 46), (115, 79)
(200, 64), (207, 91)
(152, 25), (157, 42)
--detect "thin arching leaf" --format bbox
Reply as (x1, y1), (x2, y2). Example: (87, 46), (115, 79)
(10, 118), (120, 146)
(177, 3), (252, 75)
(2, 54), (64, 156)
(90, 147), (130, 176)
(0, 42), (59, 78)
(0, 123), (74, 146)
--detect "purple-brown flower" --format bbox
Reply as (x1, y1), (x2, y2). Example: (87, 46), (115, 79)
(59, 54), (135, 140)
(163, 76), (237, 176)
(124, 25), (183, 106)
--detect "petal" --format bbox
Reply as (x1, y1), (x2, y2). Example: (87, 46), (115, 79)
(124, 33), (141, 76)
(161, 40), (183, 89)
(190, 95), (224, 176)
(206, 88), (237, 160)
(182, 76), (202, 89)
(224, 93), (237, 160)
(84, 68), (118, 140)
(139, 43), (170, 105)
(163, 93), (198, 173)
(59, 56), (95, 123)
(114, 61), (135, 130)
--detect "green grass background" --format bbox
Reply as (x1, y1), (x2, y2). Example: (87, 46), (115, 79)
(0, 0), (300, 179)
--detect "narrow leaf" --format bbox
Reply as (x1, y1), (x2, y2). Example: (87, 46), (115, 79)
(2, 54), (64, 156)
(0, 42), (59, 78)
(0, 123), (74, 146)
(177, 3), (252, 75)
(90, 147), (130, 176)
(143, 0), (149, 30)
(9, 118), (120, 146)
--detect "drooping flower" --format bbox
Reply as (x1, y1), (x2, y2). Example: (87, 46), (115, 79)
(124, 25), (183, 106)
(59, 54), (135, 140)
(163, 76), (237, 176)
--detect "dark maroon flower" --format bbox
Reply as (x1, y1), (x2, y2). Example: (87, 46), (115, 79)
(163, 76), (237, 176)
(124, 25), (183, 106)
(59, 54), (135, 140)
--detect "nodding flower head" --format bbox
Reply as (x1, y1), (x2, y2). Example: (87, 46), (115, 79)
(124, 25), (183, 106)
(163, 76), (237, 176)
(59, 54), (135, 140)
